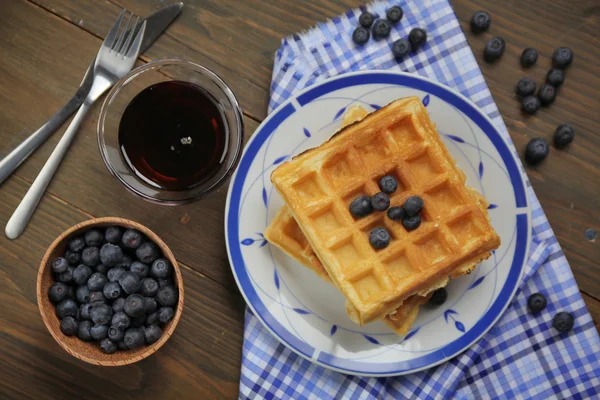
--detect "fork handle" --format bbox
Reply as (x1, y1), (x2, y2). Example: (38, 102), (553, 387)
(0, 88), (87, 186)
(5, 102), (91, 239)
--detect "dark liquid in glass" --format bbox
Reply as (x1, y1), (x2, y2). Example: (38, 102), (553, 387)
(119, 80), (227, 191)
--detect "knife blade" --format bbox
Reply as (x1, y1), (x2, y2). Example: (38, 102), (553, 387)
(0, 2), (183, 186)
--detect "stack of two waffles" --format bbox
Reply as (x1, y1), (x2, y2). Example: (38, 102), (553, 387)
(266, 97), (500, 335)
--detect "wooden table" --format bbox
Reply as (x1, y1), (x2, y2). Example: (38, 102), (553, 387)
(0, 1), (598, 398)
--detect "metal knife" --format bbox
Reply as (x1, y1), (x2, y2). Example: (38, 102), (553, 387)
(0, 2), (183, 186)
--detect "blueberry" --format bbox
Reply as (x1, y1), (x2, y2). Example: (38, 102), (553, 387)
(157, 285), (178, 307)
(124, 294), (146, 318)
(68, 236), (86, 252)
(520, 48), (538, 68)
(108, 326), (125, 342)
(56, 299), (78, 319)
(552, 312), (574, 333)
(84, 229), (103, 247)
(352, 27), (370, 46)
(349, 196), (373, 218)
(372, 19), (391, 39)
(553, 124), (575, 149)
(57, 266), (74, 284)
(79, 303), (92, 320)
(130, 315), (146, 328)
(111, 311), (131, 330)
(537, 84), (556, 105)
(129, 261), (149, 279)
(52, 257), (69, 274)
(117, 255), (133, 269)
(103, 282), (122, 300)
(121, 229), (143, 250)
(157, 278), (174, 288)
(516, 77), (536, 97)
(95, 264), (109, 275)
(144, 324), (163, 344)
(150, 259), (172, 279)
(408, 28), (427, 49)
(546, 68), (565, 87)
(470, 10), (491, 33)
(90, 291), (106, 304)
(90, 303), (113, 325)
(117, 340), (129, 351)
(522, 95), (540, 115)
(403, 196), (424, 216)
(124, 327), (145, 349)
(527, 293), (547, 313)
(100, 243), (123, 267)
(157, 307), (175, 324)
(76, 285), (91, 303)
(146, 312), (159, 326)
(73, 264), (92, 285)
(429, 288), (447, 305)
(136, 242), (159, 264)
(140, 278), (159, 297)
(525, 138), (549, 165)
(77, 320), (93, 341)
(144, 297), (158, 314)
(107, 267), (126, 283)
(48, 282), (69, 303)
(387, 206), (405, 221)
(552, 47), (573, 69)
(60, 316), (78, 336)
(65, 250), (81, 265)
(371, 192), (390, 211)
(100, 338), (117, 354)
(112, 298), (125, 313)
(369, 227), (391, 250)
(402, 214), (422, 231)
(484, 37), (505, 62)
(105, 226), (123, 245)
(358, 11), (374, 28)
(392, 38), (412, 59)
(81, 247), (100, 267)
(118, 272), (141, 295)
(378, 175), (398, 194)
(90, 324), (109, 341)
(87, 272), (107, 291)
(386, 5), (403, 23)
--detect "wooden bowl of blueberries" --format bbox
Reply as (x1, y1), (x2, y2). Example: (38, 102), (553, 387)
(37, 217), (184, 366)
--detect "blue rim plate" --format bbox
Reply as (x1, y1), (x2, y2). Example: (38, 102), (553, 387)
(225, 70), (531, 376)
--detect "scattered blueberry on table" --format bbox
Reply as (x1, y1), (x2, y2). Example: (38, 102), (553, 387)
(358, 11), (375, 28)
(537, 84), (556, 105)
(372, 19), (392, 40)
(392, 38), (412, 59)
(386, 5), (404, 24)
(470, 10), (491, 33)
(48, 226), (178, 354)
(552, 47), (573, 69)
(408, 28), (427, 50)
(553, 124), (575, 149)
(527, 293), (547, 313)
(522, 95), (541, 115)
(525, 138), (550, 165)
(520, 48), (538, 68)
(429, 288), (448, 306)
(553, 312), (575, 333)
(516, 77), (537, 97)
(484, 37), (505, 63)
(352, 27), (370, 45)
(546, 68), (565, 87)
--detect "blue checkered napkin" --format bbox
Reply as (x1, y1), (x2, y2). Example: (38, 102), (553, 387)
(239, 1), (600, 398)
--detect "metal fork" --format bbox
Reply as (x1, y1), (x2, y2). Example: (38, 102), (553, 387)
(5, 11), (146, 239)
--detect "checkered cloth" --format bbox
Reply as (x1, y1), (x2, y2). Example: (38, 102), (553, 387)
(239, 1), (600, 398)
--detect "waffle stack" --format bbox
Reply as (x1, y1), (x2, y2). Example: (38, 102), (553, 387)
(268, 97), (500, 330)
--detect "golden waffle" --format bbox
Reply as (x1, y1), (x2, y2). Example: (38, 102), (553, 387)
(271, 97), (501, 325)
(265, 206), (426, 335)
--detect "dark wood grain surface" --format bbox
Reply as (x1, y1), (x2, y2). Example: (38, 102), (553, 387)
(0, 0), (598, 398)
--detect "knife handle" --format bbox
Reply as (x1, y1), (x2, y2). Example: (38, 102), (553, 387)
(0, 90), (86, 186)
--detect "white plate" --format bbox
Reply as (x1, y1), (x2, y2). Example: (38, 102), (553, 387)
(225, 71), (531, 376)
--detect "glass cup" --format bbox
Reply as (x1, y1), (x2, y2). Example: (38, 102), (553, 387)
(98, 59), (244, 205)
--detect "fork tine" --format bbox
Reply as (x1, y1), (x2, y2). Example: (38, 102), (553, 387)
(113, 12), (133, 52)
(119, 16), (140, 55)
(103, 9), (125, 51)
(124, 20), (146, 59)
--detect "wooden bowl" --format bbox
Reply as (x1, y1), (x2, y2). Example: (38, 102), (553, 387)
(37, 217), (184, 366)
